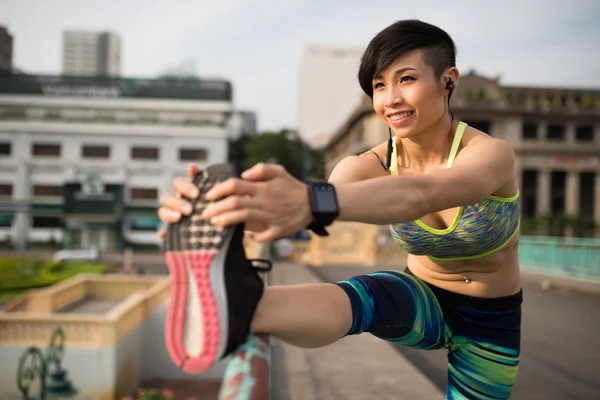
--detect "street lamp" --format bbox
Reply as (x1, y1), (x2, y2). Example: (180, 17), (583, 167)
(17, 328), (78, 400)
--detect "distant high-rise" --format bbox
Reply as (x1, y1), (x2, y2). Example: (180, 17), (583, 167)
(0, 26), (13, 73)
(229, 110), (258, 139)
(62, 31), (120, 77)
(299, 46), (365, 148)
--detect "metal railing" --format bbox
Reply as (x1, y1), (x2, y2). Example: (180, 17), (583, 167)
(519, 235), (600, 282)
(217, 334), (271, 400)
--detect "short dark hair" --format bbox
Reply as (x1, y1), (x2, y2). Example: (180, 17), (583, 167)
(358, 20), (457, 98)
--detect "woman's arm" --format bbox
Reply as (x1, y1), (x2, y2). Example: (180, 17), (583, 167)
(202, 138), (515, 241)
(335, 138), (516, 224)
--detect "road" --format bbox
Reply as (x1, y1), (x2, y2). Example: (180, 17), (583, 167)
(311, 266), (600, 400)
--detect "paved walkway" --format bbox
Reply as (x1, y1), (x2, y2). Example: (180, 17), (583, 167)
(270, 262), (443, 400)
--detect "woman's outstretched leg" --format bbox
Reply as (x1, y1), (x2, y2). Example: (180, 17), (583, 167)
(251, 283), (353, 348)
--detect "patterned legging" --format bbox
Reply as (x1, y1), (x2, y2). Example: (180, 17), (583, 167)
(337, 270), (522, 400)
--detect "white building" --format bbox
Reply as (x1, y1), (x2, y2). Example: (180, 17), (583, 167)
(299, 46), (365, 148)
(63, 30), (121, 77)
(0, 74), (233, 251)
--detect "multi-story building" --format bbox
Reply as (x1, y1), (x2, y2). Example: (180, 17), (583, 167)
(62, 31), (121, 77)
(228, 110), (258, 139)
(0, 73), (233, 251)
(0, 26), (13, 73)
(299, 46), (364, 148)
(324, 71), (600, 235)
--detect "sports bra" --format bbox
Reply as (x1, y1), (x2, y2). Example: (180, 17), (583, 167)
(388, 122), (521, 261)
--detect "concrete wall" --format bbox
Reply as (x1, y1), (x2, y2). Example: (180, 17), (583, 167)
(0, 345), (116, 400)
(0, 293), (231, 400)
(115, 321), (144, 399)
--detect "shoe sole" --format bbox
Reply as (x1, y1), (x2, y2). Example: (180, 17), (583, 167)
(164, 166), (234, 374)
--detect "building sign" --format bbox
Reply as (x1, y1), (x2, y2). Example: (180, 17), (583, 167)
(554, 156), (600, 168)
(75, 174), (114, 201)
(64, 179), (123, 217)
(0, 74), (233, 101)
(41, 84), (120, 98)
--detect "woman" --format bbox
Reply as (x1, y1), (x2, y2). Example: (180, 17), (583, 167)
(158, 19), (522, 399)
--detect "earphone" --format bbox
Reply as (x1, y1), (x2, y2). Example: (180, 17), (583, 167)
(445, 75), (454, 99)
(356, 129), (393, 170)
(445, 75), (455, 120)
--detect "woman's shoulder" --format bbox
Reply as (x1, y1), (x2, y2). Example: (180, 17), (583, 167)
(461, 123), (507, 148)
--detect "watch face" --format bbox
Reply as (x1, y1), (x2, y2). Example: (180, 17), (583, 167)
(314, 186), (338, 213)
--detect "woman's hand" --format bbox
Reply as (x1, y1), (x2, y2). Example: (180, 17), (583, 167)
(201, 163), (312, 242)
(156, 163), (201, 239)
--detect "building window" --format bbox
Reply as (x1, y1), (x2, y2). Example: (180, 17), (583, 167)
(466, 120), (491, 135)
(550, 171), (566, 214)
(32, 216), (62, 228)
(131, 146), (159, 160)
(129, 218), (160, 232)
(82, 145), (110, 158)
(522, 123), (537, 140)
(547, 125), (565, 141)
(521, 170), (538, 218)
(0, 142), (11, 156)
(179, 148), (207, 162)
(32, 143), (61, 157)
(33, 185), (62, 197)
(559, 95), (568, 107)
(579, 172), (595, 218)
(131, 188), (158, 201)
(0, 184), (13, 196)
(576, 125), (594, 142)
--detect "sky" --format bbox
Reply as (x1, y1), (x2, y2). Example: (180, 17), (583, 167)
(1, 0), (600, 132)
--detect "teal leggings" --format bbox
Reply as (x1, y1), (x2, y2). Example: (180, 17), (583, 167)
(337, 269), (522, 400)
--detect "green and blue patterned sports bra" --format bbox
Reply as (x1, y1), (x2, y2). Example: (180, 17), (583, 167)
(389, 122), (521, 262)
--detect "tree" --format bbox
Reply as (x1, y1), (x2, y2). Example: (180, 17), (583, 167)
(228, 129), (324, 181)
(520, 213), (598, 238)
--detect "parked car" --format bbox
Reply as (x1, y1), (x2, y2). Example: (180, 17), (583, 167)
(52, 247), (100, 263)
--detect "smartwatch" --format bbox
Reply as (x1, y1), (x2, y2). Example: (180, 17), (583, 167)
(306, 181), (339, 236)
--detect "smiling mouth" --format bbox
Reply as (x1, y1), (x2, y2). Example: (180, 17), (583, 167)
(389, 111), (414, 121)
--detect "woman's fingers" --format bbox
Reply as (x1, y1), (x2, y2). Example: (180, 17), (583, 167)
(173, 177), (199, 199)
(187, 163), (201, 180)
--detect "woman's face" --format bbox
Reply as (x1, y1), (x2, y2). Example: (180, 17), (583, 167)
(371, 50), (450, 138)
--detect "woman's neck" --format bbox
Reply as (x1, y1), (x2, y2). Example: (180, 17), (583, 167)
(398, 118), (456, 171)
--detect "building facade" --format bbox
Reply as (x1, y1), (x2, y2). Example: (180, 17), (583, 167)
(0, 26), (13, 73)
(62, 31), (121, 77)
(324, 72), (600, 236)
(299, 46), (365, 148)
(0, 73), (233, 251)
(228, 110), (258, 139)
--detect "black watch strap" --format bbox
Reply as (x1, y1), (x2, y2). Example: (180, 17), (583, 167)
(306, 222), (330, 237)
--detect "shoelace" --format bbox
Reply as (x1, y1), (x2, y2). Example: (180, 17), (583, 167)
(250, 258), (272, 272)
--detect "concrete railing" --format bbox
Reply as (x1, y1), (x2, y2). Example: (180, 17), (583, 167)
(0, 275), (170, 347)
(292, 224), (600, 284)
(519, 236), (600, 282)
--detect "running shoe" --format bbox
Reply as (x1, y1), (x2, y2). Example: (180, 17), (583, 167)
(163, 163), (271, 374)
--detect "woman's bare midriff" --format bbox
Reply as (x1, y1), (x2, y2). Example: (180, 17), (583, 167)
(406, 233), (522, 298)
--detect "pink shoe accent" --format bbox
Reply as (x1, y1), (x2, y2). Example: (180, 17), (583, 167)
(165, 250), (222, 374)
